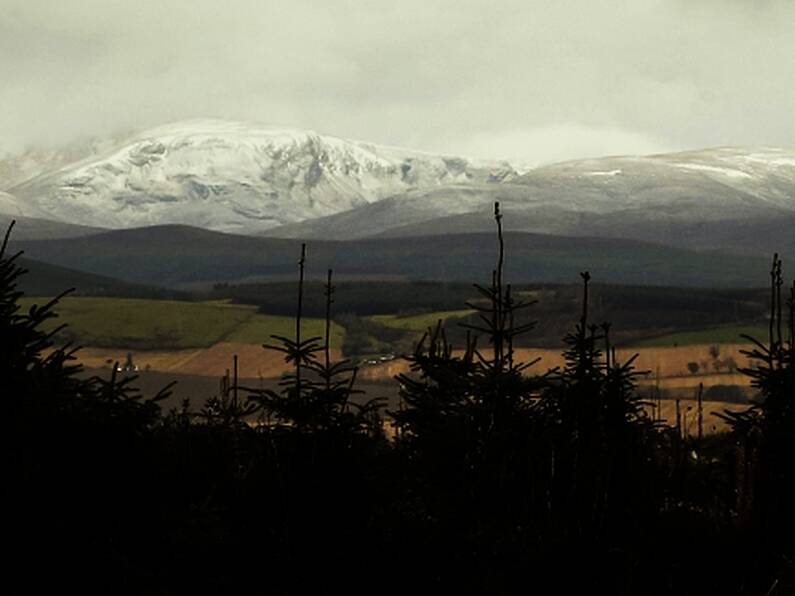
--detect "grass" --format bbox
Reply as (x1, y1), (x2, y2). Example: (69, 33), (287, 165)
(19, 296), (343, 350)
(18, 293), (765, 356)
(369, 309), (475, 332)
(226, 313), (345, 349)
(633, 325), (769, 347)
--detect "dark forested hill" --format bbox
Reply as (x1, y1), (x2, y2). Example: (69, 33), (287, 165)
(15, 255), (184, 299)
(12, 225), (772, 288)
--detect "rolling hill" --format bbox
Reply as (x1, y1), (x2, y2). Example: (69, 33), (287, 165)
(11, 225), (772, 288)
(13, 255), (183, 299)
(0, 213), (104, 240)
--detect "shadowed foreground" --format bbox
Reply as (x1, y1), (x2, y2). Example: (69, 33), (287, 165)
(5, 212), (794, 595)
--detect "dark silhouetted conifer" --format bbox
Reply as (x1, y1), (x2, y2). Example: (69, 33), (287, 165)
(719, 255), (794, 540)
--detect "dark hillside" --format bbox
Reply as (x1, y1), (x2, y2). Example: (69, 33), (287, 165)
(0, 213), (104, 240)
(15, 256), (185, 299)
(12, 225), (771, 287)
(213, 279), (770, 349)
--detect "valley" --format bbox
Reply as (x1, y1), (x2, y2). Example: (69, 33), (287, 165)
(24, 292), (769, 436)
(4, 120), (791, 438)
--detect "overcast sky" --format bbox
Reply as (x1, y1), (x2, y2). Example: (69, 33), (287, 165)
(2, 0), (794, 164)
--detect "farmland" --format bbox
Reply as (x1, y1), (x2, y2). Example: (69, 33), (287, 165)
(18, 296), (344, 350)
(633, 324), (770, 347)
(23, 295), (766, 428)
(370, 309), (475, 331)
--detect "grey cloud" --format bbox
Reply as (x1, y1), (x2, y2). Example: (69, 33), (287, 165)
(1, 0), (794, 163)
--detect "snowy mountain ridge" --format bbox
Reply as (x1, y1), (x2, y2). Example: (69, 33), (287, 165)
(6, 119), (518, 234)
(3, 120), (795, 244)
(265, 145), (795, 260)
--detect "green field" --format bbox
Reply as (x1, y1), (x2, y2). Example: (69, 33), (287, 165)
(18, 296), (343, 350)
(633, 325), (770, 347)
(17, 294), (770, 354)
(225, 310), (345, 348)
(370, 309), (475, 332)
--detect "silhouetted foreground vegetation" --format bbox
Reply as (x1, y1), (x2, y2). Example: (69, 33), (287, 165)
(5, 209), (794, 594)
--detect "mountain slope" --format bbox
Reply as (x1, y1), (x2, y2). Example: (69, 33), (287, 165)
(266, 147), (795, 256)
(0, 213), (104, 240)
(264, 183), (533, 239)
(8, 119), (516, 234)
(14, 256), (181, 299)
(11, 225), (771, 288)
(371, 204), (795, 257)
(0, 190), (51, 219)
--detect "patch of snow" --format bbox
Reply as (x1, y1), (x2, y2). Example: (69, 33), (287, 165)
(749, 156), (795, 168)
(728, 149), (795, 168)
(675, 163), (753, 179)
(586, 169), (622, 177)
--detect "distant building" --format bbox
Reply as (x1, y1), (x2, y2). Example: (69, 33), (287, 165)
(116, 352), (138, 372)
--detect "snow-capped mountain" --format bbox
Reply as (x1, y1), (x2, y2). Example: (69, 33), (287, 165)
(266, 147), (795, 257)
(513, 147), (795, 214)
(6, 120), (517, 234)
(4, 119), (795, 257)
